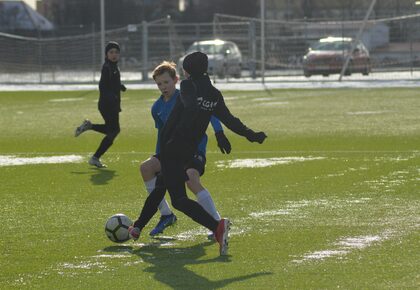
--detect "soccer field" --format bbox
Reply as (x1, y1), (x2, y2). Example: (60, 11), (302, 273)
(0, 87), (419, 289)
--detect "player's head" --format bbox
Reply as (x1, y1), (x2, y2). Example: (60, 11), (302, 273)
(182, 51), (208, 77)
(152, 61), (178, 99)
(105, 41), (120, 63)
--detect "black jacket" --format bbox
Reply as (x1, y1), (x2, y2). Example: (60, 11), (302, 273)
(160, 74), (252, 158)
(98, 59), (124, 113)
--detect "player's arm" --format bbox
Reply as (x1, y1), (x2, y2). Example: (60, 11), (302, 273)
(175, 79), (199, 137)
(99, 64), (115, 99)
(210, 116), (231, 154)
(214, 94), (267, 144)
(151, 102), (162, 154)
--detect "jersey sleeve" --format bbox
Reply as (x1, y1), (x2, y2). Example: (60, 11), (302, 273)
(175, 80), (199, 137)
(213, 92), (251, 137)
(151, 101), (161, 154)
(210, 116), (223, 133)
(151, 102), (160, 129)
(98, 64), (114, 97)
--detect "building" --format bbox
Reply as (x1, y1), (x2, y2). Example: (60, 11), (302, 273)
(36, 0), (180, 27)
(0, 0), (54, 34)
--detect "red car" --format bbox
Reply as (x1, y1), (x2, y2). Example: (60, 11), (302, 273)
(303, 37), (371, 77)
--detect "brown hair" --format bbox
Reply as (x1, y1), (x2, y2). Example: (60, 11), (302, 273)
(152, 61), (177, 80)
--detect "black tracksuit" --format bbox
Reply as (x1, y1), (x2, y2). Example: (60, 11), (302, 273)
(134, 74), (255, 233)
(91, 59), (124, 158)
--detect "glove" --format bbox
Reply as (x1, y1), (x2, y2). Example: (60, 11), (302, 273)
(120, 84), (127, 92)
(246, 130), (267, 144)
(215, 131), (231, 154)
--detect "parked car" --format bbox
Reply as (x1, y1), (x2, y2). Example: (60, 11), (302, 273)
(178, 39), (242, 78)
(302, 37), (371, 77)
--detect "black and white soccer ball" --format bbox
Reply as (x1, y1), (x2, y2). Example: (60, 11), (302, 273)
(105, 213), (133, 243)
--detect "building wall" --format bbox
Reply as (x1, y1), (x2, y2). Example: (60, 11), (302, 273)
(37, 0), (180, 27)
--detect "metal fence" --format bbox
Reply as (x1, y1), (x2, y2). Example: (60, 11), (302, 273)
(1, 13), (420, 84)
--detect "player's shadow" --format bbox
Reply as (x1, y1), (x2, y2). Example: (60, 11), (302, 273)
(71, 168), (117, 185)
(105, 241), (272, 289)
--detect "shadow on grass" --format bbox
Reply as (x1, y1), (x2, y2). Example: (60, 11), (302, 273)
(71, 168), (117, 185)
(103, 241), (272, 289)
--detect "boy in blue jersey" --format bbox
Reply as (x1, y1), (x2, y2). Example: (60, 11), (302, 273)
(139, 61), (231, 237)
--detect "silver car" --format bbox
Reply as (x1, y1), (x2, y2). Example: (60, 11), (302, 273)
(179, 39), (242, 78)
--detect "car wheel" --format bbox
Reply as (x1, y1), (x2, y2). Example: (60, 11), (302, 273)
(362, 65), (370, 76)
(233, 64), (242, 78)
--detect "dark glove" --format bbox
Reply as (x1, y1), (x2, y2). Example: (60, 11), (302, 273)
(246, 130), (267, 144)
(215, 131), (231, 154)
(120, 84), (127, 92)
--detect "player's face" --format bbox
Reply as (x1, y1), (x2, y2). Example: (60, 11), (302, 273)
(106, 48), (120, 62)
(154, 72), (178, 99)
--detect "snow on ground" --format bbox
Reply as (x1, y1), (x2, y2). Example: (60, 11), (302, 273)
(1, 71), (420, 91)
(215, 157), (325, 169)
(0, 155), (84, 166)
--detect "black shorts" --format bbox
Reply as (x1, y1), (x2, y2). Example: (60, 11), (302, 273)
(185, 153), (206, 176)
(153, 152), (206, 177)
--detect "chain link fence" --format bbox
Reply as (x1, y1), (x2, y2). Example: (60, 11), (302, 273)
(1, 12), (420, 84)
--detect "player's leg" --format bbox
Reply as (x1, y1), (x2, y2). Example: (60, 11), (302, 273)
(129, 174), (167, 240)
(166, 169), (230, 255)
(161, 150), (230, 255)
(186, 168), (221, 221)
(90, 110), (120, 168)
(140, 156), (176, 236)
(162, 157), (218, 231)
(74, 119), (92, 137)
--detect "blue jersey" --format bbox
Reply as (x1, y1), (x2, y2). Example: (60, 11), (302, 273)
(151, 89), (223, 155)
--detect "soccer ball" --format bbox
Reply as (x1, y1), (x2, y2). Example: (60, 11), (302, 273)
(105, 213), (133, 243)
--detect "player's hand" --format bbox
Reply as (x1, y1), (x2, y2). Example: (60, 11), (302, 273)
(120, 84), (127, 92)
(246, 130), (267, 144)
(215, 131), (231, 154)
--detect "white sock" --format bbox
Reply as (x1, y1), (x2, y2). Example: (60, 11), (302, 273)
(144, 177), (172, 216)
(144, 177), (156, 194)
(196, 189), (221, 221)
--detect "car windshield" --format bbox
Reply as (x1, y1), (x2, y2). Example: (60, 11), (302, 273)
(311, 41), (352, 51)
(187, 43), (225, 55)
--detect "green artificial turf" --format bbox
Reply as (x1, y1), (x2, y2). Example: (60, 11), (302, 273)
(0, 87), (419, 289)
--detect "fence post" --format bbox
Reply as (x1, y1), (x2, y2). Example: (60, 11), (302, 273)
(249, 20), (257, 79)
(167, 16), (174, 61)
(142, 20), (149, 81)
(92, 22), (96, 82)
(37, 36), (43, 83)
(260, 0), (265, 84)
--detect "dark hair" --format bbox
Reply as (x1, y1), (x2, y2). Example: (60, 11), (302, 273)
(105, 41), (120, 55)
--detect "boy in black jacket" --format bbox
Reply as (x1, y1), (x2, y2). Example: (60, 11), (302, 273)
(75, 41), (126, 168)
(129, 52), (266, 255)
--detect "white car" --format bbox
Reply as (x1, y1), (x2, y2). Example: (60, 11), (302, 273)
(179, 39), (242, 78)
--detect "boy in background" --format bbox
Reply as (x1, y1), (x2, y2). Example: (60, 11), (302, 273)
(75, 41), (126, 168)
(140, 61), (231, 238)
